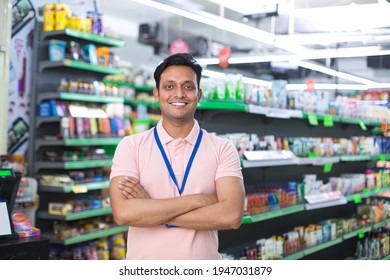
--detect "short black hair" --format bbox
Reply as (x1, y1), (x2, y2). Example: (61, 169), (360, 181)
(153, 53), (202, 89)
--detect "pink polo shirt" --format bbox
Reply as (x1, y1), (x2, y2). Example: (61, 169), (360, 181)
(110, 120), (243, 259)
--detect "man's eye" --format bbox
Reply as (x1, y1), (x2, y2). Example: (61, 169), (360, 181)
(165, 85), (174, 89)
(184, 85), (195, 90)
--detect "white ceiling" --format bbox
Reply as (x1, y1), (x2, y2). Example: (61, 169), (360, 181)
(99, 0), (390, 86)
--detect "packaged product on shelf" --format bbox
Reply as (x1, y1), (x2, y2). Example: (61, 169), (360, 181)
(68, 41), (82, 61)
(55, 4), (72, 31)
(83, 44), (98, 65)
(48, 39), (66, 61)
(42, 4), (56, 31)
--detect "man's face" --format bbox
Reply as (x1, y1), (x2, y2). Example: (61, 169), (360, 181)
(154, 65), (202, 122)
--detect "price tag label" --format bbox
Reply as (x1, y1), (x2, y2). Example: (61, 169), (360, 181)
(359, 120), (367, 131)
(354, 195), (362, 204)
(373, 186), (380, 192)
(381, 122), (387, 132)
(308, 113), (318, 126)
(358, 230), (365, 239)
(363, 188), (369, 194)
(309, 152), (318, 158)
(266, 108), (291, 119)
(72, 185), (88, 193)
(323, 163), (333, 173)
(323, 115), (334, 127)
(379, 155), (386, 162)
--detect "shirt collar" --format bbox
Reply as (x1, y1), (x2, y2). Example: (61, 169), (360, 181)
(156, 120), (201, 146)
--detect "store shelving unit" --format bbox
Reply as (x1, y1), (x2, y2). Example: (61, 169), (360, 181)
(193, 102), (389, 259)
(28, 24), (127, 256)
(99, 81), (389, 259)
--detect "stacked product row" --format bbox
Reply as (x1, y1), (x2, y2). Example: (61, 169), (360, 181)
(225, 196), (390, 260)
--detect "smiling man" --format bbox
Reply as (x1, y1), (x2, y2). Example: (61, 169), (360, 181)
(109, 53), (245, 260)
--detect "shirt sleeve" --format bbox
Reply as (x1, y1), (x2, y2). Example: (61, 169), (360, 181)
(110, 136), (139, 180)
(215, 139), (243, 181)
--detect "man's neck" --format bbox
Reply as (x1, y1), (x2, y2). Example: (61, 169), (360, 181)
(162, 119), (195, 139)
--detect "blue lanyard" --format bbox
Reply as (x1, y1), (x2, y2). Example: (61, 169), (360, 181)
(154, 127), (203, 195)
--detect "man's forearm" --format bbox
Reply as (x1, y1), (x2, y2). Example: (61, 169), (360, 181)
(112, 193), (217, 227)
(166, 199), (243, 231)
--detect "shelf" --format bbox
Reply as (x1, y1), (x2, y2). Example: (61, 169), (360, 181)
(302, 237), (343, 256)
(37, 92), (124, 104)
(297, 156), (340, 165)
(197, 101), (247, 111)
(39, 60), (123, 75)
(37, 207), (113, 221)
(242, 158), (299, 168)
(48, 225), (128, 245)
(103, 80), (154, 92)
(36, 116), (61, 127)
(35, 159), (112, 170)
(248, 104), (303, 119)
(39, 180), (110, 193)
(341, 117), (382, 127)
(282, 251), (305, 260)
(340, 155), (371, 161)
(42, 29), (125, 47)
(343, 226), (372, 240)
(242, 204), (305, 224)
(346, 187), (390, 202)
(280, 218), (390, 260)
(124, 98), (159, 108)
(36, 138), (122, 147)
(371, 218), (390, 229)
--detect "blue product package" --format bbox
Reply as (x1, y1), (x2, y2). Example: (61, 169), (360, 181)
(83, 44), (97, 65)
(39, 102), (51, 116)
(48, 40), (66, 61)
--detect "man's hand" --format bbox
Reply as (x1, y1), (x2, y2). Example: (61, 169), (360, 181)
(118, 177), (151, 199)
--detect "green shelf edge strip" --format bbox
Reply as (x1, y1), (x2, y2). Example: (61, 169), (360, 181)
(124, 98), (160, 108)
(64, 137), (121, 146)
(103, 80), (154, 92)
(303, 237), (343, 256)
(63, 180), (110, 193)
(197, 101), (247, 111)
(282, 251), (305, 260)
(303, 113), (342, 122)
(65, 207), (112, 221)
(382, 255), (390, 260)
(242, 204), (305, 224)
(284, 219), (390, 259)
(301, 113), (384, 127)
(43, 29), (125, 47)
(63, 29), (125, 47)
(59, 92), (124, 103)
(340, 155), (371, 161)
(343, 226), (372, 240)
(346, 186), (390, 202)
(64, 159), (112, 169)
(61, 226), (128, 245)
(64, 60), (123, 74)
(372, 218), (390, 229)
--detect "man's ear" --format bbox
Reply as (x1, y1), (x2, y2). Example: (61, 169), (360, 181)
(153, 88), (159, 101)
(197, 89), (203, 101)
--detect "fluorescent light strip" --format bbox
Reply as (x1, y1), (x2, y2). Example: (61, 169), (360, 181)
(286, 84), (369, 91)
(131, 0), (307, 54)
(133, 0), (385, 86)
(276, 33), (390, 46)
(202, 69), (271, 87)
(196, 46), (390, 65)
(290, 60), (378, 85)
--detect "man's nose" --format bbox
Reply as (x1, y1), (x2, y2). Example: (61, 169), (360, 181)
(174, 87), (185, 97)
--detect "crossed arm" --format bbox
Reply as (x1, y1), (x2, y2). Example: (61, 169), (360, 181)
(109, 175), (245, 231)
